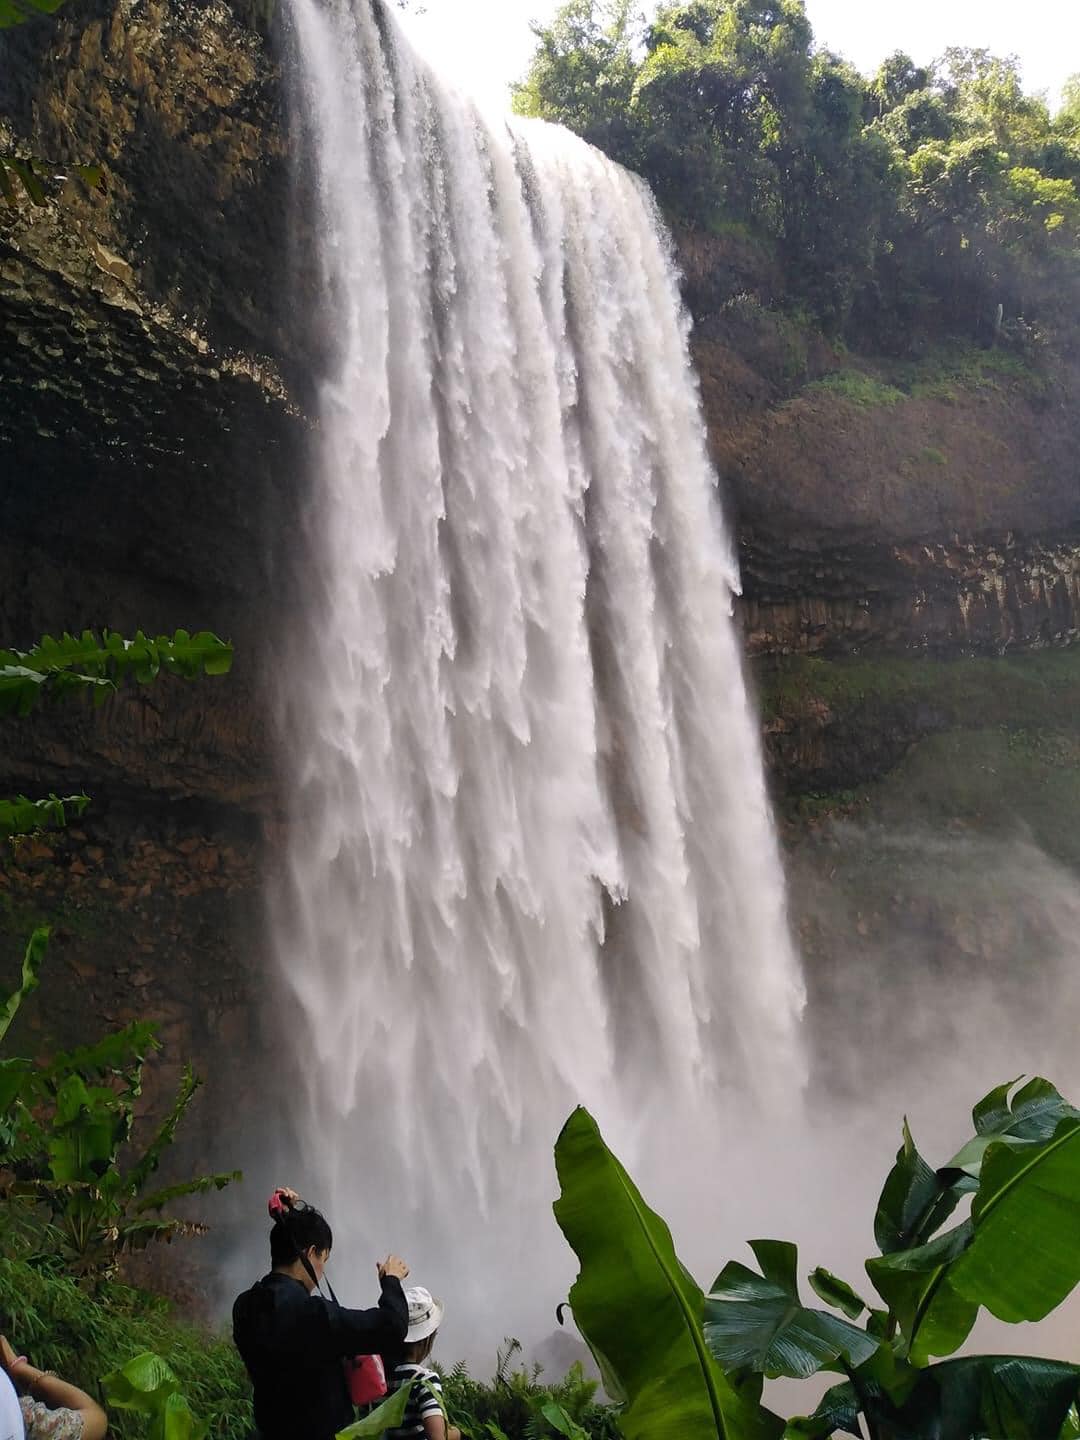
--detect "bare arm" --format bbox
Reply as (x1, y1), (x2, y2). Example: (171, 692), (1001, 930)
(1, 1339), (108, 1440)
(17, 1368), (108, 1440)
(421, 1419), (461, 1440)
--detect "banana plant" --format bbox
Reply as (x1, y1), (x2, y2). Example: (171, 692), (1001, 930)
(553, 1106), (780, 1440)
(700, 1077), (1080, 1439)
(551, 1081), (1080, 1440)
(10, 1042), (239, 1279)
(0, 936), (239, 1280)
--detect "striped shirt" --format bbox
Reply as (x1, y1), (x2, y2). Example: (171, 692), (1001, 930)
(386, 1362), (444, 1438)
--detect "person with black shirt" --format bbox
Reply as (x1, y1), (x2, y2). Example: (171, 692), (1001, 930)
(233, 1187), (409, 1440)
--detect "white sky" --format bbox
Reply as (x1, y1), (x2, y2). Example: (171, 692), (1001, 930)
(398, 0), (1080, 116)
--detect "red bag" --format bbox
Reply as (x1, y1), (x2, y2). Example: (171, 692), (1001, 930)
(345, 1353), (388, 1407)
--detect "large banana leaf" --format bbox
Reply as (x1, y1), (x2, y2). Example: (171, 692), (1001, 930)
(788, 1354), (1080, 1440)
(950, 1115), (1080, 1322)
(336, 1382), (413, 1438)
(553, 1107), (779, 1440)
(945, 1077), (1080, 1180)
(127, 1065), (201, 1195)
(0, 928), (48, 1046)
(894, 1354), (1080, 1438)
(705, 1241), (880, 1380)
(868, 1115), (1080, 1357)
(866, 1220), (979, 1363)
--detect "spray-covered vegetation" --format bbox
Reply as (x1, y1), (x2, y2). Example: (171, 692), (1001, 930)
(515, 0), (1080, 354)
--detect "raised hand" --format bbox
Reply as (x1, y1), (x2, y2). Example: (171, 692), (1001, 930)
(378, 1254), (410, 1280)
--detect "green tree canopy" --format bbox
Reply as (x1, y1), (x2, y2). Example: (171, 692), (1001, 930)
(514, 0), (1080, 349)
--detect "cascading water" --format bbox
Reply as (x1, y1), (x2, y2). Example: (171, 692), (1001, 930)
(274, 0), (806, 1352)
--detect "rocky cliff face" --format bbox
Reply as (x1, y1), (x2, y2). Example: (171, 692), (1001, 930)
(0, 0), (308, 1167)
(3, 0), (1080, 1244)
(679, 231), (1080, 659)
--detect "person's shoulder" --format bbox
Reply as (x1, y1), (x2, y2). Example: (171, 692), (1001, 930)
(395, 1362), (440, 1381)
(233, 1273), (277, 1313)
(234, 1272), (318, 1335)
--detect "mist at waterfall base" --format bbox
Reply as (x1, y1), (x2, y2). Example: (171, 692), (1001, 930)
(233, 0), (1080, 1380)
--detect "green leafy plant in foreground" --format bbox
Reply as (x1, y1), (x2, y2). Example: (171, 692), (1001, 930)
(0, 1247), (252, 1439)
(553, 1107), (780, 1440)
(0, 933), (240, 1280)
(103, 1351), (208, 1440)
(0, 153), (104, 206)
(554, 1080), (1080, 1439)
(336, 1382), (415, 1438)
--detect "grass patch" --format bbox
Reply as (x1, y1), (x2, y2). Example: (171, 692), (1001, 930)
(0, 1251), (252, 1439)
(803, 370), (905, 407)
(794, 342), (1045, 412)
(757, 648), (1080, 733)
(763, 648), (1080, 870)
(900, 343), (1040, 401)
(843, 728), (1080, 873)
(916, 445), (948, 467)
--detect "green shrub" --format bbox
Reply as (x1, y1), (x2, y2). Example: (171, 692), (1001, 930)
(442, 1341), (621, 1440)
(802, 370), (905, 406)
(917, 444), (948, 465)
(0, 1251), (252, 1439)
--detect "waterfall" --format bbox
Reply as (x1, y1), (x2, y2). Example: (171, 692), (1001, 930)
(275, 0), (806, 1354)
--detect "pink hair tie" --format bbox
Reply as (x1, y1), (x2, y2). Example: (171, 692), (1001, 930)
(267, 1190), (289, 1220)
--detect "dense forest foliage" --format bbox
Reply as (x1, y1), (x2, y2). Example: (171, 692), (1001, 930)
(514, 0), (1080, 355)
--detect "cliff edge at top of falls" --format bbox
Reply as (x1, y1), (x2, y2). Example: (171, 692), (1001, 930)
(4, 0), (1080, 685)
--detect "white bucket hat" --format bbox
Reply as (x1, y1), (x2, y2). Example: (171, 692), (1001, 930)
(404, 1285), (445, 1342)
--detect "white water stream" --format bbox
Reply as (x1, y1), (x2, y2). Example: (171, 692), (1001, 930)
(275, 0), (806, 1353)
